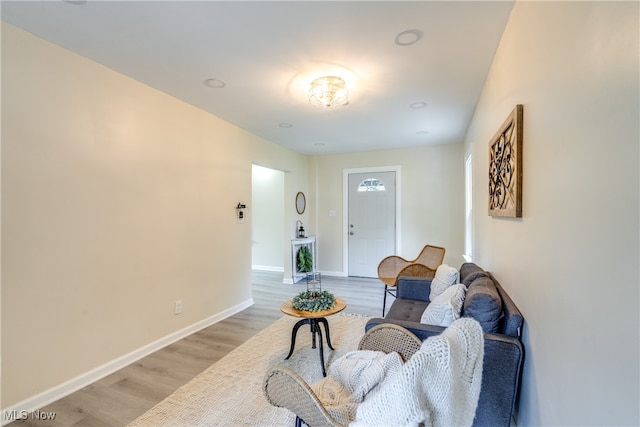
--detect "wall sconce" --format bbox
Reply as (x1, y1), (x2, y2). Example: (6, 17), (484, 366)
(236, 203), (246, 223)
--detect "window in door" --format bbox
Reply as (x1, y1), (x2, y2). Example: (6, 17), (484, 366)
(357, 178), (386, 192)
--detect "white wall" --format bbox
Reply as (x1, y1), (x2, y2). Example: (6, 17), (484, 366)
(1, 23), (309, 408)
(251, 165), (285, 271)
(465, 2), (639, 425)
(310, 144), (464, 275)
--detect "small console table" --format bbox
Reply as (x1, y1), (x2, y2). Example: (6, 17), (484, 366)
(291, 237), (316, 283)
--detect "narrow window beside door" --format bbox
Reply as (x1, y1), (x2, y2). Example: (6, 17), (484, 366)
(464, 154), (473, 262)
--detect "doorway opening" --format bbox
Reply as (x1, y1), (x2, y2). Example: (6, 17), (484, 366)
(251, 164), (285, 272)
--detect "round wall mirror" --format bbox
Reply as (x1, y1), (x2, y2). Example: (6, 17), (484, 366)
(295, 192), (306, 215)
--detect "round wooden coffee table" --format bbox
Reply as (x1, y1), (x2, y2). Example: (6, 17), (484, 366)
(280, 297), (346, 377)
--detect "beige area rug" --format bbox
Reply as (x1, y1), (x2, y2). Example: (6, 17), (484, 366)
(128, 313), (371, 426)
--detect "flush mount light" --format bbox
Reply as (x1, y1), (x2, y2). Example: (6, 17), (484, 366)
(410, 102), (427, 109)
(395, 29), (423, 46)
(309, 76), (349, 108)
(203, 78), (226, 88)
(279, 123), (293, 128)
(416, 130), (430, 135)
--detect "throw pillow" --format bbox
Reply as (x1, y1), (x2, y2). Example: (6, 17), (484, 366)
(420, 283), (466, 327)
(429, 264), (460, 301)
(460, 263), (489, 286)
(462, 276), (503, 333)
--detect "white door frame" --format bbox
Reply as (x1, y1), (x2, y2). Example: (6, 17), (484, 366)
(343, 166), (401, 277)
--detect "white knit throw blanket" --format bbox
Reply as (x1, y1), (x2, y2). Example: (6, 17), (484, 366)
(312, 351), (404, 426)
(313, 318), (484, 427)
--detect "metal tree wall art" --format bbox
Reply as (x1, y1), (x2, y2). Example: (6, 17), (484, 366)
(489, 105), (523, 217)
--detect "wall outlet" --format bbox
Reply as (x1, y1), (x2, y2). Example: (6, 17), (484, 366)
(174, 300), (182, 315)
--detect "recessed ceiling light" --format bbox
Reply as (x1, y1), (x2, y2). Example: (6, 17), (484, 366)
(64, 1), (87, 4)
(416, 130), (429, 135)
(395, 29), (423, 46)
(410, 102), (427, 109)
(203, 78), (226, 88)
(314, 143), (326, 147)
(279, 123), (293, 128)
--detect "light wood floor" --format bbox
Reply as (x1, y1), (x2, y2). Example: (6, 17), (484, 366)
(9, 271), (386, 427)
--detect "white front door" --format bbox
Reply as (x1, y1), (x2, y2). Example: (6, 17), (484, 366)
(347, 171), (396, 277)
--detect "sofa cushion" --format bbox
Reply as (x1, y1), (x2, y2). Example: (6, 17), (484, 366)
(459, 263), (489, 287)
(386, 299), (429, 323)
(493, 278), (524, 338)
(429, 264), (460, 301)
(462, 276), (503, 333)
(396, 277), (432, 301)
(420, 283), (466, 327)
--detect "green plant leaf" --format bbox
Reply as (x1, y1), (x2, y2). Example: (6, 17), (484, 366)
(297, 246), (313, 272)
(291, 291), (336, 312)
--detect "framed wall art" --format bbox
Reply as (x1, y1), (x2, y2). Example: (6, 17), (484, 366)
(489, 104), (523, 217)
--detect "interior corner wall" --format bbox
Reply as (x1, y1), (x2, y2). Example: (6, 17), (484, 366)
(1, 23), (309, 409)
(311, 144), (464, 275)
(464, 2), (639, 425)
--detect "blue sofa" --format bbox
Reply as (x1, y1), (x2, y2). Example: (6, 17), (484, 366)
(365, 262), (524, 427)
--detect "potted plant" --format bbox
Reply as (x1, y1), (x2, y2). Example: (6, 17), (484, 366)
(297, 246), (313, 273)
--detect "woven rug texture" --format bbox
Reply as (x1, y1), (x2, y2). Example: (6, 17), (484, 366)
(127, 313), (371, 426)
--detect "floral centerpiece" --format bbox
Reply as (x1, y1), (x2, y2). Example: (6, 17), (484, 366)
(291, 290), (336, 312)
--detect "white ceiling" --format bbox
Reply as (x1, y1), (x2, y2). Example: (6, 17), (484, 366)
(2, 1), (514, 155)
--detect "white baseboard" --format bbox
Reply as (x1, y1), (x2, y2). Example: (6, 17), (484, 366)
(251, 265), (284, 272)
(318, 270), (347, 277)
(1, 298), (254, 425)
(282, 270), (346, 284)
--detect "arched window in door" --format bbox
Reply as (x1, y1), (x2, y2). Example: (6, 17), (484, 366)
(357, 178), (386, 192)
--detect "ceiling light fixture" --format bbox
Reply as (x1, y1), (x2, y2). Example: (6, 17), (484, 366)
(309, 76), (349, 108)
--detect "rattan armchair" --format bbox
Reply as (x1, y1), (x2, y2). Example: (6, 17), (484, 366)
(377, 244), (445, 315)
(263, 324), (422, 427)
